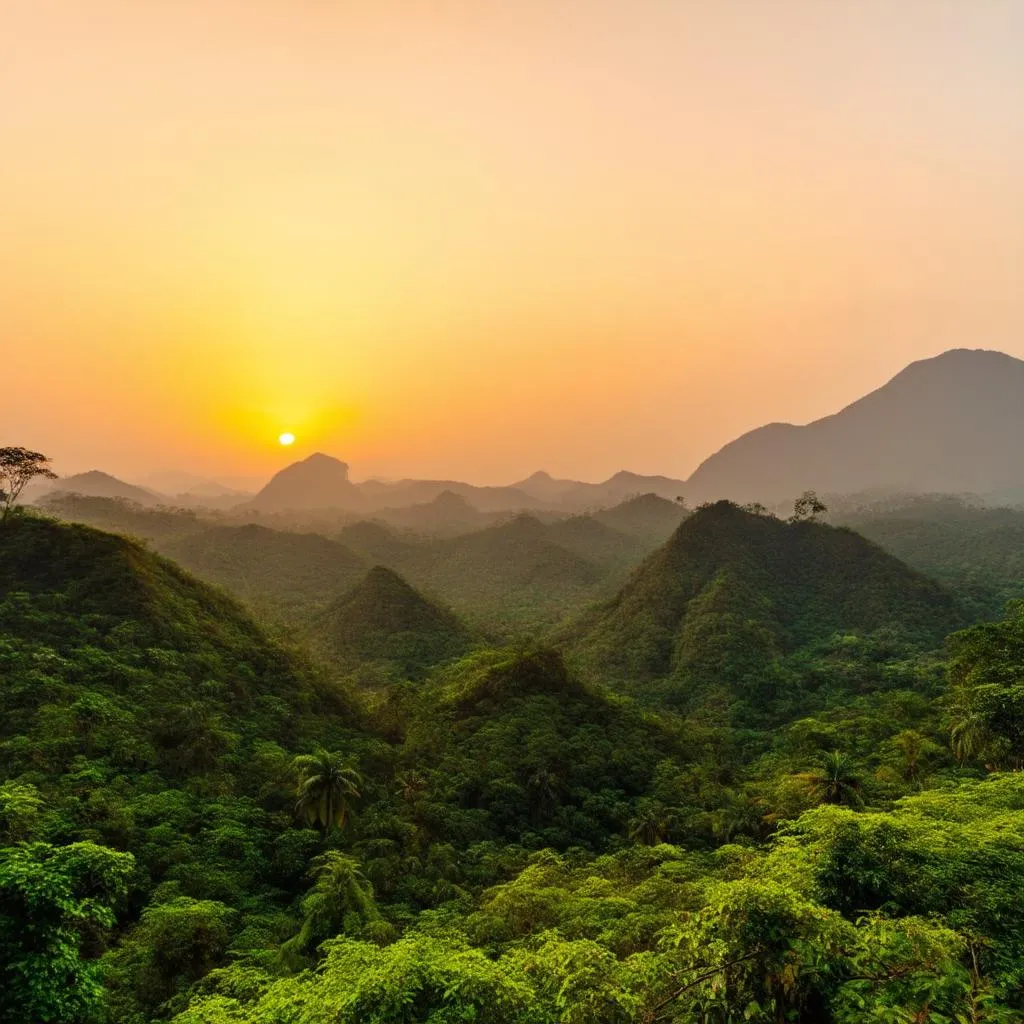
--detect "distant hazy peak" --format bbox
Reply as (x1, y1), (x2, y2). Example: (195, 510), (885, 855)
(293, 452), (350, 474)
(684, 348), (1024, 503)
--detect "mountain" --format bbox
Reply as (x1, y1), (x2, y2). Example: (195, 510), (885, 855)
(35, 470), (162, 505)
(511, 471), (586, 503)
(313, 565), (472, 678)
(375, 490), (486, 535)
(686, 349), (1024, 503)
(244, 453), (364, 512)
(141, 470), (249, 498)
(564, 500), (964, 701)
(357, 478), (546, 513)
(161, 523), (368, 622)
(515, 470), (689, 511)
(544, 514), (645, 577)
(593, 492), (688, 543)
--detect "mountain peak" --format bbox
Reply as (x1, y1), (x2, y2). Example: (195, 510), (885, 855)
(245, 453), (360, 511)
(686, 348), (1024, 502)
(564, 500), (963, 693)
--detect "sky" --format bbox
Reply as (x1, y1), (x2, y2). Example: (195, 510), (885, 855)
(4, 0), (1024, 487)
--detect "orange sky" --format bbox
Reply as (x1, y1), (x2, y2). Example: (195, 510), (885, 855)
(4, 0), (1024, 486)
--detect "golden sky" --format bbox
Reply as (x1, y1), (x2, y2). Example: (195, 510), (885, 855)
(4, 0), (1024, 485)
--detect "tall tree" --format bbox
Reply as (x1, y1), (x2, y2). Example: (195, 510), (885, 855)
(293, 749), (362, 831)
(0, 447), (56, 520)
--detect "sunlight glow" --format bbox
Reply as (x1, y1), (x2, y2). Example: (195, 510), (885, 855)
(278, 432), (296, 446)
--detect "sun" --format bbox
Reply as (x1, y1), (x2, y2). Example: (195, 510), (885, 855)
(278, 432), (296, 446)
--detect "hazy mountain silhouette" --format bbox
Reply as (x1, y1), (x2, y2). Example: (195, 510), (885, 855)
(244, 453), (364, 512)
(686, 349), (1024, 503)
(34, 470), (162, 506)
(514, 470), (688, 510)
(313, 565), (472, 677)
(511, 471), (587, 503)
(564, 500), (963, 691)
(375, 490), (486, 535)
(357, 478), (546, 513)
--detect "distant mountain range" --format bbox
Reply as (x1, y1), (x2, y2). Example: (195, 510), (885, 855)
(29, 349), (1024, 513)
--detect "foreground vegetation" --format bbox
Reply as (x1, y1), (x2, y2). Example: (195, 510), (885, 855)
(3, 496), (1024, 1022)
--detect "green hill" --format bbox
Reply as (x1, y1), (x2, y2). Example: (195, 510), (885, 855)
(162, 523), (368, 621)
(0, 514), (374, 1019)
(0, 514), (364, 786)
(413, 515), (603, 629)
(564, 501), (964, 704)
(312, 566), (472, 678)
(592, 491), (688, 543)
(396, 648), (681, 848)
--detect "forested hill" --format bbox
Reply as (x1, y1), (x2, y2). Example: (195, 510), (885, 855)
(6, 508), (1024, 1022)
(564, 500), (965, 697)
(0, 514), (378, 1019)
(312, 565), (473, 678)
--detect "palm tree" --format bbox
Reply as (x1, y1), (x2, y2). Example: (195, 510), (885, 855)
(628, 802), (670, 846)
(799, 750), (864, 809)
(950, 709), (987, 765)
(281, 851), (378, 967)
(293, 749), (362, 831)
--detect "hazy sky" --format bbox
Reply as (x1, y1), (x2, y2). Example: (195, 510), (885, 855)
(4, 1), (1024, 486)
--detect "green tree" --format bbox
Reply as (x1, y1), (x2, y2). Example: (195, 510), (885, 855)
(797, 751), (864, 808)
(0, 841), (133, 1024)
(105, 897), (236, 1020)
(281, 852), (382, 966)
(0, 447), (57, 520)
(293, 749), (362, 831)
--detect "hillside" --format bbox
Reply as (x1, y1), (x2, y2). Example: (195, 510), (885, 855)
(564, 501), (964, 703)
(686, 349), (1024, 502)
(313, 566), (472, 678)
(397, 648), (682, 847)
(413, 514), (603, 629)
(161, 523), (369, 621)
(0, 515), (363, 765)
(374, 490), (487, 535)
(0, 513), (375, 1020)
(35, 493), (209, 543)
(840, 496), (1024, 618)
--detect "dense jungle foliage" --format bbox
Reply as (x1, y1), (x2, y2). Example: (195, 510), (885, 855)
(4, 498), (1024, 1022)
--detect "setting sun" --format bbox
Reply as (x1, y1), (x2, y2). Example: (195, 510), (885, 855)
(278, 433), (296, 446)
